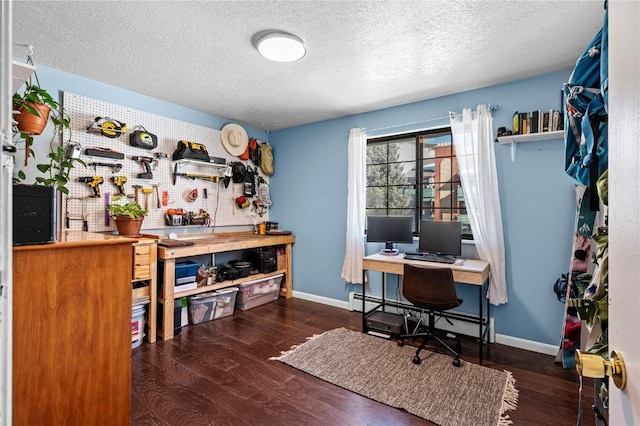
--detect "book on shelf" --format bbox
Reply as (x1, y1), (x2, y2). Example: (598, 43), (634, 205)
(531, 111), (539, 133)
(552, 110), (560, 131)
(542, 112), (550, 132)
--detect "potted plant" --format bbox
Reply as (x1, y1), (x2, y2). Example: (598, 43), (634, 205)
(13, 81), (69, 136)
(107, 199), (148, 237)
(13, 80), (71, 166)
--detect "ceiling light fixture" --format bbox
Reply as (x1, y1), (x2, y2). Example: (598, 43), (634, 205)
(253, 31), (306, 62)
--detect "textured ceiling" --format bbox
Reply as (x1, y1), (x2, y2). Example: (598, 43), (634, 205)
(12, 1), (604, 131)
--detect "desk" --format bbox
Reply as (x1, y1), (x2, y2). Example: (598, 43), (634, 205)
(361, 253), (491, 365)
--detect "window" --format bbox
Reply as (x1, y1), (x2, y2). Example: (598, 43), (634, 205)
(366, 127), (472, 239)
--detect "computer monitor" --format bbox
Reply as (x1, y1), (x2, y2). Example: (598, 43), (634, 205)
(418, 220), (462, 257)
(366, 215), (414, 255)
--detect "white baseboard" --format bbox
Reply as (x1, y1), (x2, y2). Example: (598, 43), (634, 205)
(495, 334), (559, 356)
(290, 291), (558, 356)
(292, 290), (350, 310)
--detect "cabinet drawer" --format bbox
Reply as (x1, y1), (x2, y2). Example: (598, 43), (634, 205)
(134, 245), (150, 256)
(134, 254), (150, 266)
(132, 286), (150, 299)
(134, 265), (151, 280)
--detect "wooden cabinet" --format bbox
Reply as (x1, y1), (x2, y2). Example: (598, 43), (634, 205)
(12, 231), (133, 425)
(131, 237), (158, 343)
(157, 232), (295, 340)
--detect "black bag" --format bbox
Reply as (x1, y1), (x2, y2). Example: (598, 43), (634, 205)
(129, 127), (158, 150)
(172, 140), (210, 162)
(243, 165), (256, 197)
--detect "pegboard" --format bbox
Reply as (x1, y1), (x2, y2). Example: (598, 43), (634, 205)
(61, 92), (269, 233)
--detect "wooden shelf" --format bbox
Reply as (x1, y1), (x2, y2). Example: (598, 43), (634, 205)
(173, 158), (227, 168)
(497, 130), (564, 145)
(160, 269), (286, 302)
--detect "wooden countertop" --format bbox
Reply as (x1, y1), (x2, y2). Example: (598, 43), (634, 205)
(13, 231), (136, 252)
(363, 253), (490, 286)
(157, 231), (295, 259)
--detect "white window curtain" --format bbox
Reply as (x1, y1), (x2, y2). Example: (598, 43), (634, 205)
(341, 128), (367, 284)
(450, 105), (508, 305)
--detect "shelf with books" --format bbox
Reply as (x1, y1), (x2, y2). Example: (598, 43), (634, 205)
(511, 109), (563, 135)
(497, 130), (564, 145)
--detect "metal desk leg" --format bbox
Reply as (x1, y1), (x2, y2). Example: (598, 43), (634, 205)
(487, 287), (491, 345)
(362, 269), (366, 332)
(479, 284), (483, 365)
(381, 272), (386, 312)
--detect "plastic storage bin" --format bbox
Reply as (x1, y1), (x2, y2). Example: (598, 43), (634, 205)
(175, 261), (199, 282)
(187, 287), (238, 324)
(235, 274), (283, 311)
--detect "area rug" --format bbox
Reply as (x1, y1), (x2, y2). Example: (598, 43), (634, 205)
(270, 328), (518, 426)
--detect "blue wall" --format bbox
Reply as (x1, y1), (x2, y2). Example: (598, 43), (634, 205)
(21, 64), (268, 165)
(269, 70), (577, 346)
(25, 63), (577, 346)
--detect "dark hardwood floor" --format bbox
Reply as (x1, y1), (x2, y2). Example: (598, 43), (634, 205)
(131, 298), (596, 425)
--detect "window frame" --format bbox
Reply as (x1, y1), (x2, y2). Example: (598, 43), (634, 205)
(366, 126), (473, 240)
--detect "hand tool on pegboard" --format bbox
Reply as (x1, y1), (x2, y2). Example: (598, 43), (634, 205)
(104, 192), (110, 226)
(141, 187), (154, 210)
(64, 196), (89, 231)
(132, 185), (142, 204)
(86, 117), (127, 138)
(110, 176), (127, 196)
(88, 162), (123, 173)
(130, 156), (154, 179)
(153, 184), (161, 208)
(78, 176), (104, 198)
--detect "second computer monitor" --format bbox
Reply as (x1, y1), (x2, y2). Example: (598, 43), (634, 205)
(418, 220), (462, 257)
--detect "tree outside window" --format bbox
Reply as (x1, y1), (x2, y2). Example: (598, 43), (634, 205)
(366, 128), (472, 238)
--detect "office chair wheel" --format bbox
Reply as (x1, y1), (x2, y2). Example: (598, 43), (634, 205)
(452, 358), (461, 367)
(412, 355), (421, 365)
(397, 339), (404, 347)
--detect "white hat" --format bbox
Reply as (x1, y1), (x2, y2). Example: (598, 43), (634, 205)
(221, 123), (249, 157)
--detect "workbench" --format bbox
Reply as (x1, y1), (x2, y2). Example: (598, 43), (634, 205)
(157, 232), (295, 340)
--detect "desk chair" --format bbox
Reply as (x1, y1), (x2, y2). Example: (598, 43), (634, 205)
(398, 264), (463, 367)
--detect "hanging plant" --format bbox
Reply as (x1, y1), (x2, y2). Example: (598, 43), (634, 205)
(11, 58), (84, 194)
(12, 59), (70, 166)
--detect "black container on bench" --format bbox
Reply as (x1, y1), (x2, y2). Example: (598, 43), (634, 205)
(251, 247), (277, 273)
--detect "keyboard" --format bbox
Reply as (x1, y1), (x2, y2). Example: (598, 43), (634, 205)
(403, 253), (456, 264)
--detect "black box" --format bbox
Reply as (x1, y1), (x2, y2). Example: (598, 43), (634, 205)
(366, 311), (405, 336)
(13, 184), (56, 246)
(252, 247), (277, 273)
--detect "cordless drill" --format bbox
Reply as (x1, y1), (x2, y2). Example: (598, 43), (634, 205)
(110, 175), (127, 196)
(78, 176), (104, 198)
(130, 156), (154, 179)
